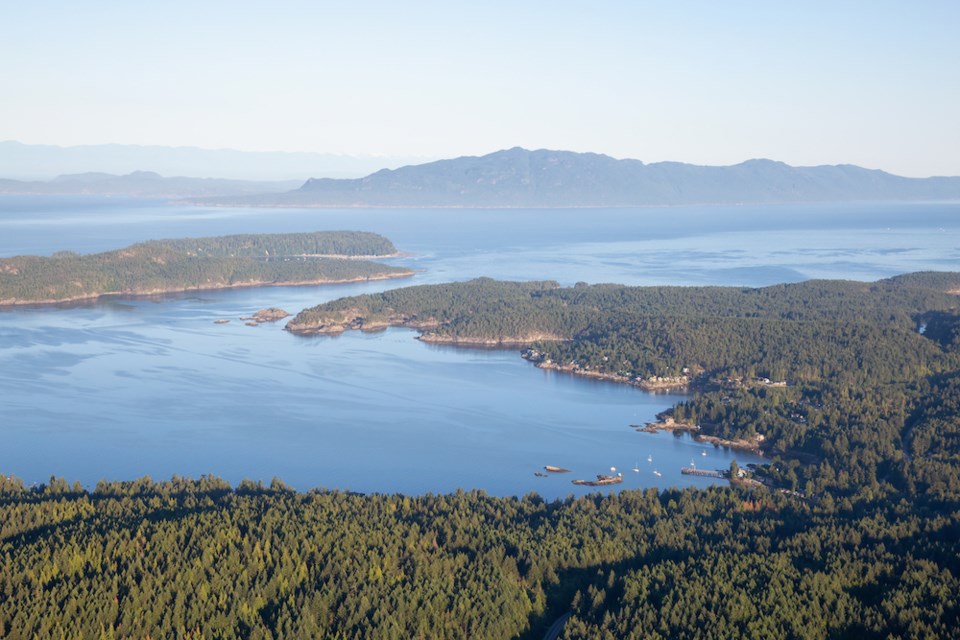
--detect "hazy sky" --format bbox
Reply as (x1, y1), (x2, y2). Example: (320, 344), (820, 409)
(2, 1), (957, 176)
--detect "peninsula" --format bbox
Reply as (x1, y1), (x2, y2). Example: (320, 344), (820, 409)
(286, 273), (960, 472)
(0, 231), (413, 305)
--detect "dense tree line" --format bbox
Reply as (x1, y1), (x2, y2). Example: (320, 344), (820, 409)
(539, 313), (946, 382)
(148, 231), (398, 258)
(0, 232), (409, 304)
(287, 278), (568, 335)
(0, 476), (957, 639)
(290, 274), (960, 338)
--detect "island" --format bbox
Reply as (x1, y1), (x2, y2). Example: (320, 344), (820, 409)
(0, 231), (413, 305)
(239, 308), (291, 325)
(571, 474), (624, 486)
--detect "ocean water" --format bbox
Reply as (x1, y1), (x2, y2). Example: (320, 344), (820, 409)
(1, 197), (957, 497)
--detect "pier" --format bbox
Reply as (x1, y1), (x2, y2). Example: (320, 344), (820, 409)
(680, 467), (726, 478)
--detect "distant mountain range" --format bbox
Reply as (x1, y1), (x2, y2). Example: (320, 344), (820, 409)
(0, 140), (425, 181)
(4, 146), (959, 206)
(194, 148), (960, 208)
(0, 171), (302, 198)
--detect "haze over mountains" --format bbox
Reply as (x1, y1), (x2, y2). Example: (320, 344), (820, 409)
(3, 145), (960, 205)
(0, 171), (302, 198)
(0, 140), (424, 181)
(202, 147), (960, 208)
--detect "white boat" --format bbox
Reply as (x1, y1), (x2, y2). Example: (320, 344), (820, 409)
(701, 451), (707, 456)
(647, 454), (653, 463)
(653, 470), (662, 477)
(632, 462), (640, 472)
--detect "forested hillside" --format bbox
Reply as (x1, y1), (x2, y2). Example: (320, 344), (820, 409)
(1, 475), (957, 639)
(287, 274), (960, 344)
(0, 231), (410, 304)
(147, 231), (399, 258)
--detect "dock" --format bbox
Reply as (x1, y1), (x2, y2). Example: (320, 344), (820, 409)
(680, 467), (726, 478)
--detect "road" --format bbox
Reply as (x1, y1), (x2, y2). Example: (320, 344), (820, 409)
(542, 612), (571, 640)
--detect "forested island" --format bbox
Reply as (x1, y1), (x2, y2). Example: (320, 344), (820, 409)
(4, 272), (960, 638)
(0, 231), (412, 305)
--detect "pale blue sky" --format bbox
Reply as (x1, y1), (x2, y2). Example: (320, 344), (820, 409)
(2, 0), (957, 176)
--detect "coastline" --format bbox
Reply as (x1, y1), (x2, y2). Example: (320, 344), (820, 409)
(0, 270), (415, 308)
(524, 356), (691, 392)
(285, 314), (442, 335)
(281, 316), (763, 456)
(448, 340), (766, 456)
(638, 416), (765, 455)
(417, 332), (565, 348)
(287, 251), (408, 260)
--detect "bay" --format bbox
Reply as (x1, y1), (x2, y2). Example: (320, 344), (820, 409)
(1, 196), (958, 497)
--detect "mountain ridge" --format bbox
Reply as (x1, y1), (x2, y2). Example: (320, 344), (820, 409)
(0, 171), (302, 198)
(0, 140), (426, 181)
(194, 147), (960, 208)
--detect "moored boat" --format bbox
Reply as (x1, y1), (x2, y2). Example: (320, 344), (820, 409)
(544, 465), (571, 473)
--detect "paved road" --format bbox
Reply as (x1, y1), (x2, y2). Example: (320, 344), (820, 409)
(543, 612), (571, 640)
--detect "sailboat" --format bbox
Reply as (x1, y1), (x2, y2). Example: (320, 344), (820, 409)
(647, 454), (653, 463)
(632, 461), (640, 472)
(653, 470), (662, 477)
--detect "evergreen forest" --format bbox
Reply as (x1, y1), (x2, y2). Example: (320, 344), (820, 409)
(1, 475), (958, 638)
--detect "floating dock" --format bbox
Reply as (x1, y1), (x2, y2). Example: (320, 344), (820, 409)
(681, 467), (726, 478)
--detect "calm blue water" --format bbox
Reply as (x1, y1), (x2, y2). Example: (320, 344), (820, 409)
(2, 196), (959, 497)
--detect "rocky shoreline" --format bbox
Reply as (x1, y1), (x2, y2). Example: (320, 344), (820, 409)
(290, 252), (408, 260)
(520, 349), (692, 392)
(285, 312), (441, 335)
(417, 332), (565, 347)
(230, 307), (292, 327)
(283, 312), (563, 346)
(638, 416), (766, 455)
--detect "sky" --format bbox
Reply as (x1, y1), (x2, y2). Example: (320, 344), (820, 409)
(1, 0), (958, 177)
